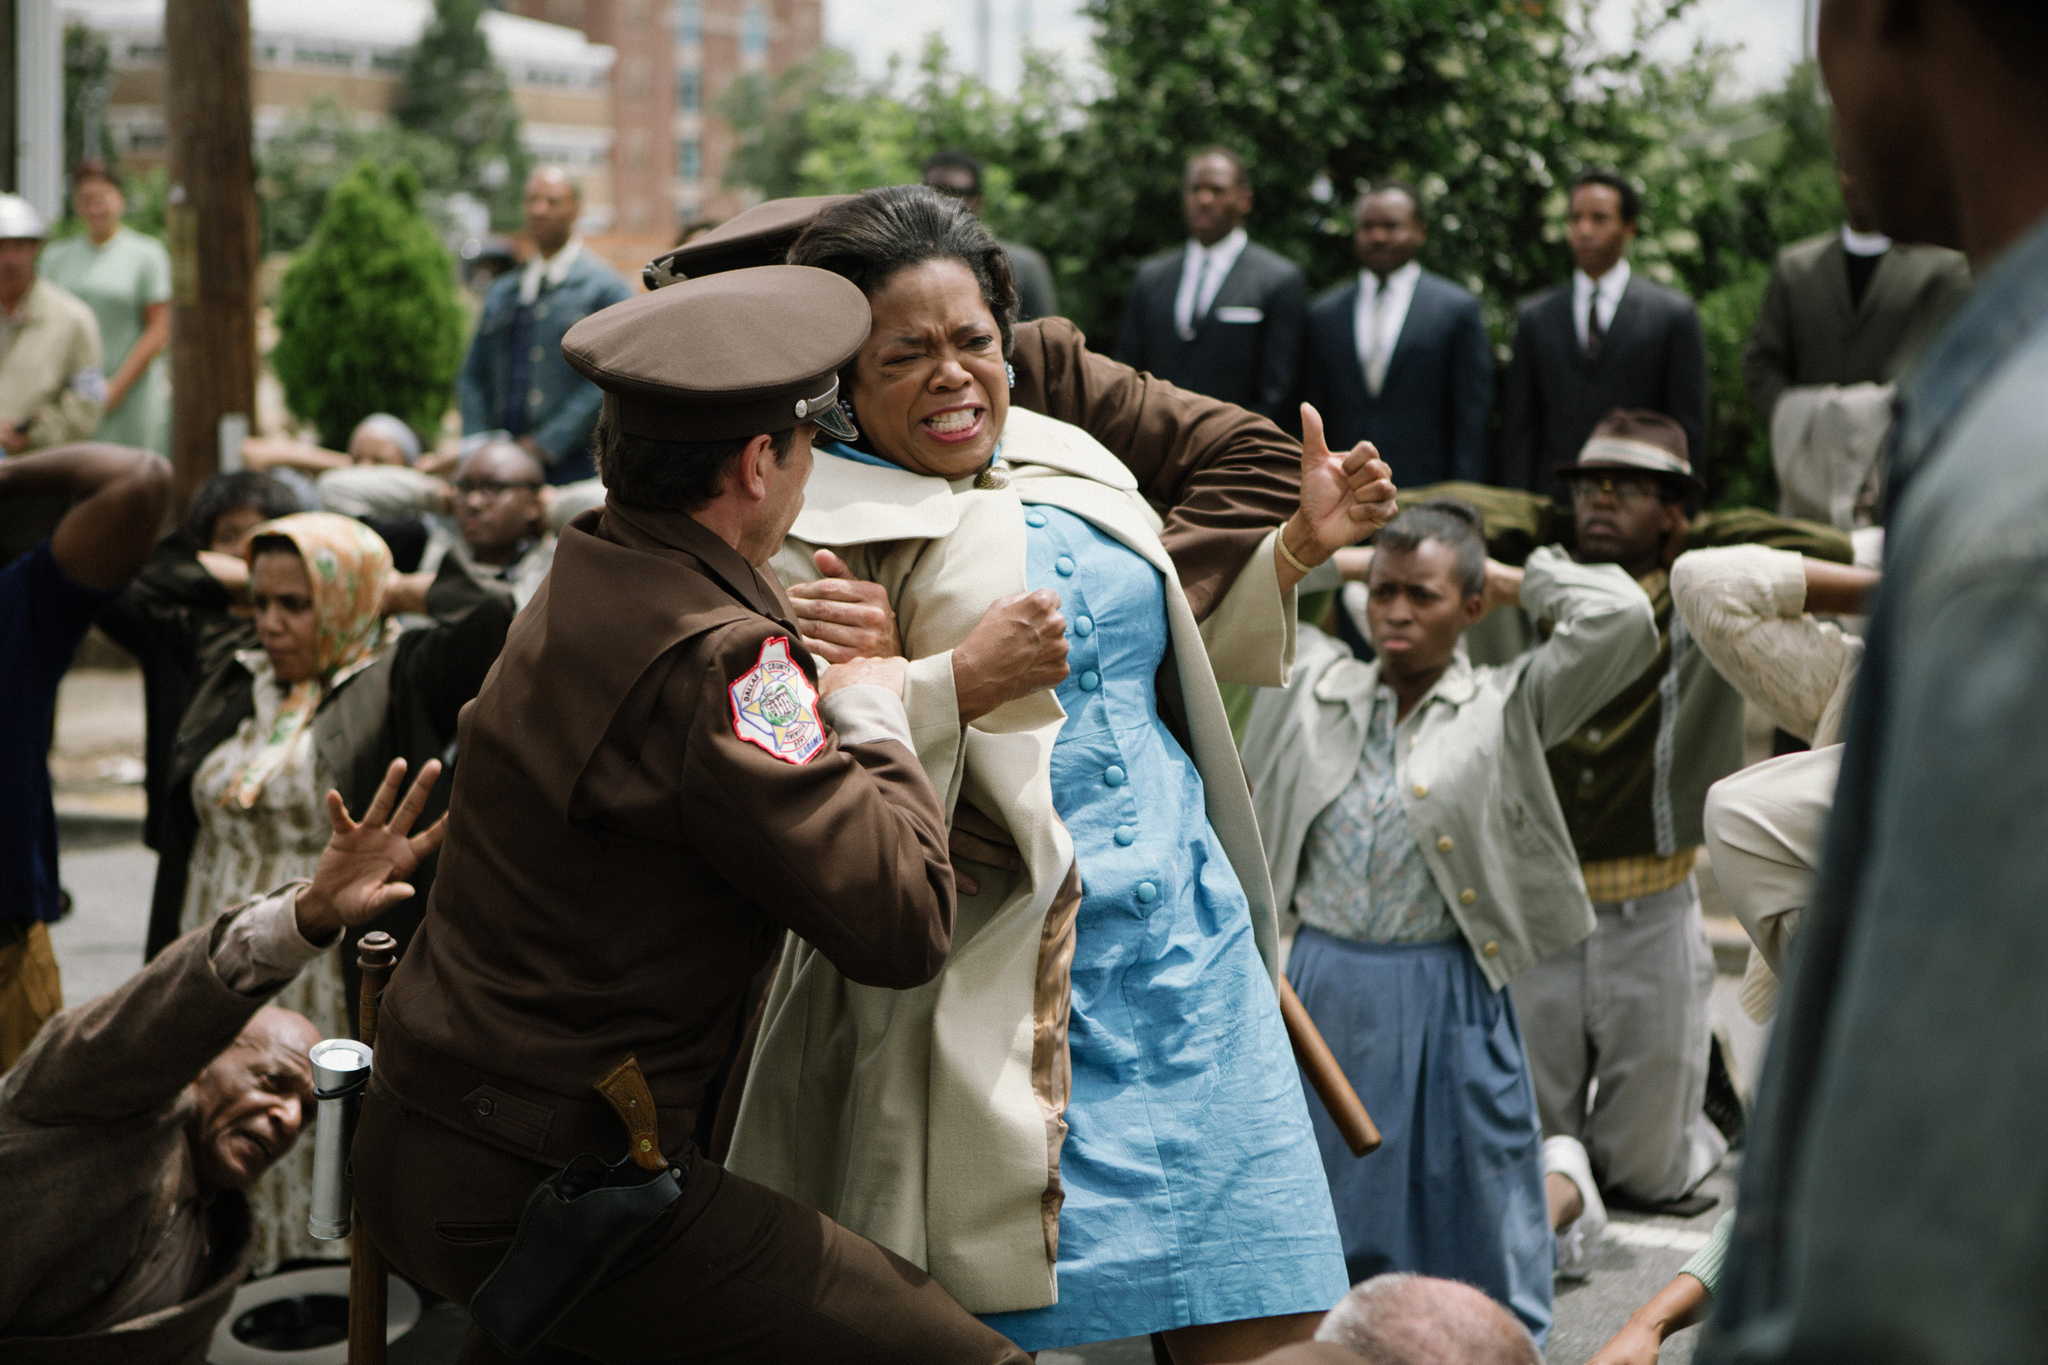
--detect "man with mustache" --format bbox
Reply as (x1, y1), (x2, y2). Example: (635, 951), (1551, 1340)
(0, 758), (445, 1365)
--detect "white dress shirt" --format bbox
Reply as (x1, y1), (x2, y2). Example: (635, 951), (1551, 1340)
(1841, 225), (1892, 257)
(1572, 258), (1632, 351)
(1174, 227), (1249, 338)
(1352, 260), (1422, 397)
(518, 237), (584, 306)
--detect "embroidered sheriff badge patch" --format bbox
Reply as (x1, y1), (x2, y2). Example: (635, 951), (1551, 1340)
(729, 636), (826, 765)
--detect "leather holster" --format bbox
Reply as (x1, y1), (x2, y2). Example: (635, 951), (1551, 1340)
(468, 1150), (686, 1358)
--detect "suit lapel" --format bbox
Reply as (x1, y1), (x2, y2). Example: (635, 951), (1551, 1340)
(1194, 247), (1255, 340)
(1598, 276), (1646, 368)
(1857, 245), (1918, 323)
(1817, 238), (1858, 327)
(1378, 273), (1434, 389)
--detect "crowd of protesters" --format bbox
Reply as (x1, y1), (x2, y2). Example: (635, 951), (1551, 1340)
(2, 1), (2043, 1361)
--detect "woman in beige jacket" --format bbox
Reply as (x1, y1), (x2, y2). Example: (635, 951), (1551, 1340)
(725, 186), (1393, 1361)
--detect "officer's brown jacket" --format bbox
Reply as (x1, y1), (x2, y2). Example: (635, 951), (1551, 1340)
(375, 502), (956, 1167)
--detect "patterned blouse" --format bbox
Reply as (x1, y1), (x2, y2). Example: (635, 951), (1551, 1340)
(1292, 683), (1460, 944)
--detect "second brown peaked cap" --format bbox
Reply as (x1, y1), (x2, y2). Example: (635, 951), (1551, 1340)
(643, 194), (856, 288)
(561, 264), (869, 442)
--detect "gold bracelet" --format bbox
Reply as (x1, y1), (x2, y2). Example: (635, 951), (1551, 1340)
(1275, 525), (1316, 577)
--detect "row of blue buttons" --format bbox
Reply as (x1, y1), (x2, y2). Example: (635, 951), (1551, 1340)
(1029, 505), (1143, 867)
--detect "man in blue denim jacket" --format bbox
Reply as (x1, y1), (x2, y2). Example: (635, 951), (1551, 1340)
(458, 168), (632, 484)
(1702, 3), (2048, 1361)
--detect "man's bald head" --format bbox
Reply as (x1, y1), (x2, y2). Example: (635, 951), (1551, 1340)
(1314, 1274), (1541, 1365)
(184, 1006), (323, 1192)
(525, 166), (581, 257)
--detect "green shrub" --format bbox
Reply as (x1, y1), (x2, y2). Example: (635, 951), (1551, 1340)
(271, 161), (466, 448)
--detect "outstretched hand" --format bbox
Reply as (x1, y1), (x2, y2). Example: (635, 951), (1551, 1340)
(1281, 403), (1398, 583)
(294, 758), (448, 943)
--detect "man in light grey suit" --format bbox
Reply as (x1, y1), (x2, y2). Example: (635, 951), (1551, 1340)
(1115, 147), (1308, 431)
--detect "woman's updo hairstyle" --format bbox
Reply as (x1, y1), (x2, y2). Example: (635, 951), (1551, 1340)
(786, 184), (1021, 360)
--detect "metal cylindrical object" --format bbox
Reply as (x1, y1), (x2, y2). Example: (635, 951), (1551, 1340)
(308, 1037), (373, 1240)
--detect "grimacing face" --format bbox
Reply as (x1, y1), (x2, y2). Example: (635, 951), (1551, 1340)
(847, 258), (1009, 481)
(185, 1007), (320, 1193)
(1365, 540), (1483, 684)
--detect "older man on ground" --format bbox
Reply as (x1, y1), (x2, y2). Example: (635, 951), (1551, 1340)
(0, 758), (444, 1365)
(458, 168), (632, 484)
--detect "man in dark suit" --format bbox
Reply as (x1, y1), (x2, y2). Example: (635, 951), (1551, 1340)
(1744, 164), (1970, 522)
(1301, 180), (1493, 486)
(1500, 172), (1708, 498)
(1115, 146), (1308, 430)
(921, 150), (1060, 323)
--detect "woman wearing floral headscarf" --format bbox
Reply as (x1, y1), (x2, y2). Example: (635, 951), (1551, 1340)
(141, 512), (512, 1271)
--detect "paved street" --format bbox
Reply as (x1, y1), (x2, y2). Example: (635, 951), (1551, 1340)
(45, 668), (1764, 1362)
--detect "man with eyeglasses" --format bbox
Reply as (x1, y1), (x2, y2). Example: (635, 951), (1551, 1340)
(1448, 411), (1854, 1220)
(318, 438), (556, 611)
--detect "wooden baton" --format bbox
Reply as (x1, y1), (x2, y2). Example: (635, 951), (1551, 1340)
(1278, 976), (1383, 1157)
(348, 931), (398, 1365)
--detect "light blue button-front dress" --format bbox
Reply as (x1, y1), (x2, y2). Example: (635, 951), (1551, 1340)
(976, 504), (1348, 1351)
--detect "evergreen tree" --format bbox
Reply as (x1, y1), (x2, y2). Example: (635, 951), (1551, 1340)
(395, 0), (531, 228)
(271, 162), (467, 448)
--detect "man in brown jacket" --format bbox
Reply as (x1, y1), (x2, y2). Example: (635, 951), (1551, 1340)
(0, 757), (447, 1365)
(353, 266), (1044, 1363)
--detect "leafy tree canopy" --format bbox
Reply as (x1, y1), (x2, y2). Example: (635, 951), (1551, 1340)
(271, 161), (468, 448)
(260, 97), (462, 255)
(394, 0), (532, 229)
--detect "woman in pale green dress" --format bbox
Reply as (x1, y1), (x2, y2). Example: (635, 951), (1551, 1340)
(38, 160), (171, 453)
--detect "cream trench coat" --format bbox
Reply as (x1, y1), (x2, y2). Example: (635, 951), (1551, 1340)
(727, 408), (1298, 1313)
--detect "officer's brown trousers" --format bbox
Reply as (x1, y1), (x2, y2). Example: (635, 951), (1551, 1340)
(353, 1085), (1029, 1364)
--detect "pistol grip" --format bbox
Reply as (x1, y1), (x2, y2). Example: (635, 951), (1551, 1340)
(594, 1056), (668, 1171)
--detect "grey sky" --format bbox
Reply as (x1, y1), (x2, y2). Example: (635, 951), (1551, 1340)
(823, 0), (1817, 98)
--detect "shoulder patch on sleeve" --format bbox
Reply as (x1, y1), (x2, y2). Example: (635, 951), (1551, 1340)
(728, 635), (826, 765)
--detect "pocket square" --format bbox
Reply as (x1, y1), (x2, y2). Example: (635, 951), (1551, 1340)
(1213, 306), (1264, 323)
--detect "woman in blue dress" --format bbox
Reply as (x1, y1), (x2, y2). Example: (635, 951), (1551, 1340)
(725, 187), (1395, 1360)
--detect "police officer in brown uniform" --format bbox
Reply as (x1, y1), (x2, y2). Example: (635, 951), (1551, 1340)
(350, 265), (1031, 1364)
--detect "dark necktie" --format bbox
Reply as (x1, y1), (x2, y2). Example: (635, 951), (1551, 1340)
(1585, 290), (1606, 361)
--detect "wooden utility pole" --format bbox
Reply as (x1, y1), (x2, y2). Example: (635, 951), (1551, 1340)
(163, 0), (260, 514)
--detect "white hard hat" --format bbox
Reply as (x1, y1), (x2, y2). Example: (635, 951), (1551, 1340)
(0, 194), (47, 240)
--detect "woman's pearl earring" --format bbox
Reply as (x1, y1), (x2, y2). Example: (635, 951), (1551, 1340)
(1006, 362), (1016, 390)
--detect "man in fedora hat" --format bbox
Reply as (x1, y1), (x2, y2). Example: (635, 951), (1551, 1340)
(352, 263), (1041, 1364)
(1416, 411), (1857, 1216)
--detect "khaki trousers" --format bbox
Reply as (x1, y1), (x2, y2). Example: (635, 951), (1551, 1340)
(352, 1085), (1030, 1365)
(0, 921), (63, 1071)
(1509, 876), (1728, 1204)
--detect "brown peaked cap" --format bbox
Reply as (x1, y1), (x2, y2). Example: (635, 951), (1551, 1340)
(563, 265), (869, 442)
(642, 195), (857, 289)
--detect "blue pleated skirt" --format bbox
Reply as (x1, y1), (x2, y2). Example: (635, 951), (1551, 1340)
(1285, 926), (1555, 1343)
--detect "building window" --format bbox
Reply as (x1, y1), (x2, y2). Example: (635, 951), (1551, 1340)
(677, 66), (701, 112)
(678, 138), (702, 182)
(674, 0), (701, 45)
(741, 3), (768, 60)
